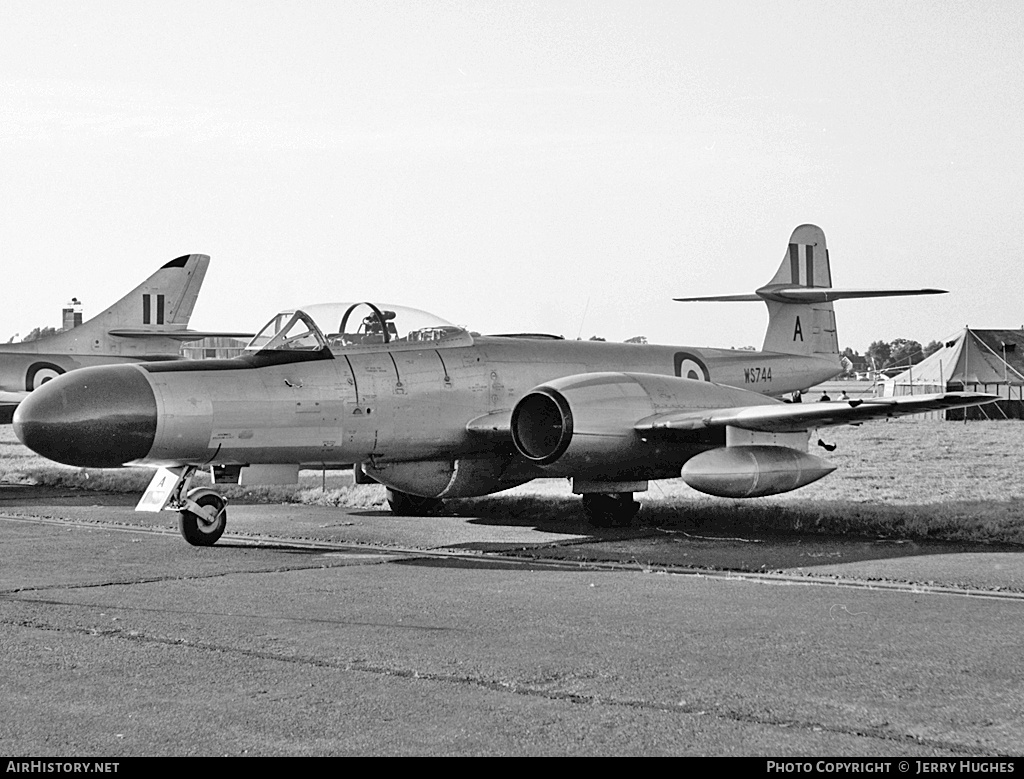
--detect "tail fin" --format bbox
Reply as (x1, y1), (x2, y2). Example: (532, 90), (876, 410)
(675, 224), (946, 357)
(65, 254), (214, 357)
(0, 254), (251, 398)
(102, 253), (210, 330)
(760, 224), (838, 356)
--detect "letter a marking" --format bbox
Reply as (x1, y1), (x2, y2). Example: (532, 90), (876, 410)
(793, 316), (803, 341)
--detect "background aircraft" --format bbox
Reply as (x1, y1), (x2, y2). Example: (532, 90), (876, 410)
(0, 254), (250, 422)
(13, 225), (995, 545)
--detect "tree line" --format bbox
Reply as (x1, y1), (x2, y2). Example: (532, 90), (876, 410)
(842, 338), (944, 375)
(5, 326), (59, 344)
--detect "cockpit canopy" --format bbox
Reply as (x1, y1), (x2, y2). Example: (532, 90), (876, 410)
(246, 302), (474, 354)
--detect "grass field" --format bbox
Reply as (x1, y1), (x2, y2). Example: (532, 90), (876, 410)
(2, 420), (1023, 545)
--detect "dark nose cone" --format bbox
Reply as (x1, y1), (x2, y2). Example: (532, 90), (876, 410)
(13, 365), (157, 467)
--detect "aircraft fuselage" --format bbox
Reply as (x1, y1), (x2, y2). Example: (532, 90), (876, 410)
(52, 337), (839, 472)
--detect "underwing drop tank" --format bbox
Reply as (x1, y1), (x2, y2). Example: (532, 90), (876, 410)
(680, 445), (835, 498)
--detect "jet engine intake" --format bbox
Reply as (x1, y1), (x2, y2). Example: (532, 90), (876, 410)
(510, 389), (572, 465)
(510, 372), (752, 477)
(511, 382), (647, 472)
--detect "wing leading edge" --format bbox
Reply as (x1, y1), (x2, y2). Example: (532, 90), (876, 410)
(635, 392), (999, 435)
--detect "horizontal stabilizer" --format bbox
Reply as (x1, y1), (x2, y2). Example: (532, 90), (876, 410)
(675, 287), (946, 304)
(109, 329), (254, 341)
(673, 294), (763, 302)
(757, 286), (946, 303)
(636, 392), (999, 435)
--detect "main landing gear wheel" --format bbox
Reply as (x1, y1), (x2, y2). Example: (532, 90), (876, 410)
(581, 492), (640, 529)
(178, 493), (228, 546)
(386, 488), (443, 517)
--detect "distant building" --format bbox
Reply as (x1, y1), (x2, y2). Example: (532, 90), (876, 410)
(62, 298), (83, 331)
(180, 336), (248, 360)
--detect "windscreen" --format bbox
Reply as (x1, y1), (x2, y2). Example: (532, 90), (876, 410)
(246, 311), (327, 352)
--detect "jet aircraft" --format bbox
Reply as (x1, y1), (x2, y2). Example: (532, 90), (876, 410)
(0, 254), (250, 422)
(13, 225), (996, 545)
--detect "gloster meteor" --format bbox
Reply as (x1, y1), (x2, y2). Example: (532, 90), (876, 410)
(14, 225), (995, 545)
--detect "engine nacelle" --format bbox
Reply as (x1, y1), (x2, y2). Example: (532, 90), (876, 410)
(681, 445), (835, 498)
(363, 457), (530, 499)
(510, 372), (774, 478)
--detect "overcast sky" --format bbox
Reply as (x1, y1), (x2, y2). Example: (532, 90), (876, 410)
(2, 0), (1022, 354)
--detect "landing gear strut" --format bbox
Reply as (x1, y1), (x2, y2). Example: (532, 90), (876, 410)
(139, 465), (228, 546)
(386, 488), (443, 516)
(581, 492), (640, 528)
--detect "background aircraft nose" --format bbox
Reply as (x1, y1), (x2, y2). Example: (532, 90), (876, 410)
(13, 365), (158, 468)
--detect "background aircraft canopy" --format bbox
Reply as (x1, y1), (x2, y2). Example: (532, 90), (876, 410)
(246, 302), (473, 353)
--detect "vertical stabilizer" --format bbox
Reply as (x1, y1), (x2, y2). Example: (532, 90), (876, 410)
(100, 254), (210, 329)
(0, 253), (227, 419)
(759, 225), (838, 356)
(30, 254), (213, 358)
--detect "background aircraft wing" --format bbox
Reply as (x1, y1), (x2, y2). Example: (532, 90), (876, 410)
(0, 390), (29, 404)
(0, 391), (29, 423)
(107, 329), (254, 341)
(635, 392), (998, 434)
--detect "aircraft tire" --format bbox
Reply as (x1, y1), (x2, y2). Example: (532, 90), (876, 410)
(581, 493), (640, 529)
(386, 488), (443, 517)
(178, 493), (228, 546)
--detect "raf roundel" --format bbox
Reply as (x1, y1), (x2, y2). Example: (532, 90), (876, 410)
(25, 362), (66, 391)
(673, 351), (709, 381)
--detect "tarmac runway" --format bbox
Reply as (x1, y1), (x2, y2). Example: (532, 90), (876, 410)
(1, 491), (1022, 756)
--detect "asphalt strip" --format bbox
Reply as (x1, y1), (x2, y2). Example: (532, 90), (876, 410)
(3, 512), (1023, 603)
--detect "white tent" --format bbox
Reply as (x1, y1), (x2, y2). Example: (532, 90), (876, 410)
(883, 328), (1024, 419)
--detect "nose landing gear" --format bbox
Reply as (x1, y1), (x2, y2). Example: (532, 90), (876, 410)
(178, 490), (228, 546)
(138, 465), (228, 546)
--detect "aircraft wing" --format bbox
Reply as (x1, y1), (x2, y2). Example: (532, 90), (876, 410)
(635, 392), (998, 435)
(108, 329), (254, 341)
(0, 390), (29, 405)
(0, 391), (28, 423)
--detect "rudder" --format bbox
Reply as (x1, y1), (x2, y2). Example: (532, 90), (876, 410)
(764, 224), (832, 290)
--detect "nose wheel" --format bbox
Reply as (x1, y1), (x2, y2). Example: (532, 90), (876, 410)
(178, 491), (228, 546)
(581, 492), (640, 528)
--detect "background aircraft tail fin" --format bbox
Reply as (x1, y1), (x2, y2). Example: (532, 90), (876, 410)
(100, 254), (210, 329)
(675, 225), (945, 357)
(62, 254), (212, 356)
